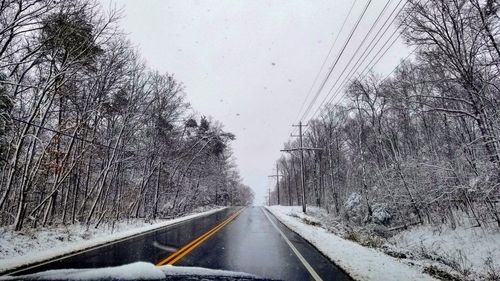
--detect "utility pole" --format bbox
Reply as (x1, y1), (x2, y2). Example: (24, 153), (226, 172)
(276, 163), (280, 205)
(298, 121), (306, 213)
(281, 121), (322, 213)
(268, 163), (283, 205)
(268, 184), (271, 206)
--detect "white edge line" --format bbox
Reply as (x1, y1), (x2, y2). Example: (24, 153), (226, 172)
(261, 207), (323, 281)
(2, 207), (228, 276)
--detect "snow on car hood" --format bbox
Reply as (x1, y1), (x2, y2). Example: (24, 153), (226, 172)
(0, 262), (267, 280)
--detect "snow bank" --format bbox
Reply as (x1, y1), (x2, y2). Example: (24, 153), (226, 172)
(389, 223), (500, 279)
(0, 207), (226, 273)
(0, 262), (256, 280)
(266, 206), (437, 281)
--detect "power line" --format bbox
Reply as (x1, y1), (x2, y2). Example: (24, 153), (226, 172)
(286, 0), (426, 144)
(298, 0), (373, 124)
(309, 22), (404, 124)
(293, 0), (359, 126)
(343, 0), (406, 80)
(303, 0), (408, 125)
(303, 0), (424, 131)
(301, 0), (398, 124)
(358, 25), (403, 78)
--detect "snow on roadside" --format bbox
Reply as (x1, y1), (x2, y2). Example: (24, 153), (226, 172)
(266, 206), (437, 281)
(0, 207), (226, 273)
(389, 223), (500, 279)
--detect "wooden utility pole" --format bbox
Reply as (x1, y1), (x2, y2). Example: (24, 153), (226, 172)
(281, 121), (322, 213)
(268, 163), (283, 205)
(268, 184), (271, 206)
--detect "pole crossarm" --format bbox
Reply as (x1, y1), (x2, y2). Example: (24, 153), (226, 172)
(281, 148), (323, 152)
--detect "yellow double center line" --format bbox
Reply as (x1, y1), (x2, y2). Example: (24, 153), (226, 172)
(156, 208), (245, 266)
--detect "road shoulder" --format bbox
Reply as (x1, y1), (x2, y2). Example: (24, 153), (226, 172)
(265, 206), (438, 281)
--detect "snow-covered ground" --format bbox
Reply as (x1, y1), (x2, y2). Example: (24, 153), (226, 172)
(266, 206), (438, 281)
(267, 205), (500, 281)
(0, 207), (226, 273)
(388, 223), (500, 280)
(1, 262), (257, 280)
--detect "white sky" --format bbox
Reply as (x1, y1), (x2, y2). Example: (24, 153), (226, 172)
(99, 0), (410, 205)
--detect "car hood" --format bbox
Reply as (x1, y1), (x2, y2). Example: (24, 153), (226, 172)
(1, 262), (278, 281)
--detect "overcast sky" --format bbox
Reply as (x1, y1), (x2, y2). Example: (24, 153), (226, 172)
(99, 0), (410, 205)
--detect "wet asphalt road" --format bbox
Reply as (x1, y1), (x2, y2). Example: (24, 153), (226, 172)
(6, 207), (352, 281)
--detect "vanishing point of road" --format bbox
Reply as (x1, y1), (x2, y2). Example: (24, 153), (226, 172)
(4, 207), (352, 281)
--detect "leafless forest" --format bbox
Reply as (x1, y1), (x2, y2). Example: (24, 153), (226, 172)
(0, 0), (254, 231)
(271, 0), (500, 230)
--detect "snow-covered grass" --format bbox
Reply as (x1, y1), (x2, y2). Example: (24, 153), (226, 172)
(0, 207), (226, 274)
(267, 206), (500, 281)
(387, 223), (500, 280)
(266, 206), (438, 281)
(0, 261), (258, 280)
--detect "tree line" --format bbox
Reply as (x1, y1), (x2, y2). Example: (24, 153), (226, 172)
(271, 0), (500, 229)
(0, 0), (253, 231)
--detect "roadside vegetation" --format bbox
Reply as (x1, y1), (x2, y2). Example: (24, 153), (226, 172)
(269, 1), (500, 280)
(0, 0), (253, 234)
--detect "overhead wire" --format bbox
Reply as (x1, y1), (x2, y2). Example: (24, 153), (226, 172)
(340, 0), (406, 81)
(290, 0), (374, 136)
(292, 0), (359, 126)
(297, 0), (373, 124)
(289, 0), (427, 141)
(302, 0), (423, 132)
(300, 0), (398, 124)
(307, 17), (405, 125)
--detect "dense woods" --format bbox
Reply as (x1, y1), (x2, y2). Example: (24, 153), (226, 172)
(271, 0), (500, 229)
(0, 0), (253, 231)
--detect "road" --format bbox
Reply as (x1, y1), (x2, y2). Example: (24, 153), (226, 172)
(6, 207), (352, 281)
